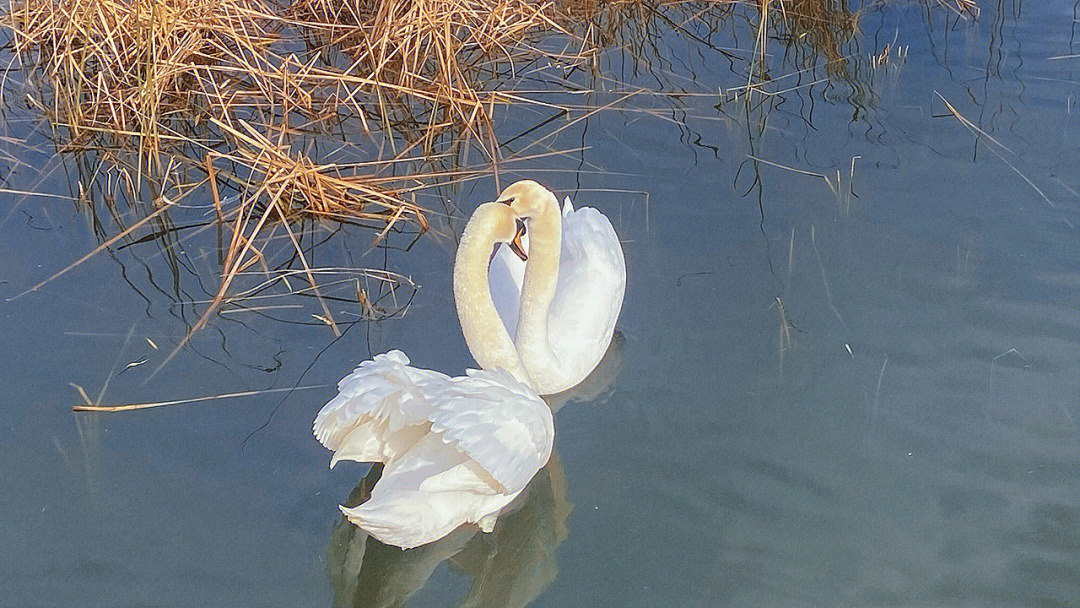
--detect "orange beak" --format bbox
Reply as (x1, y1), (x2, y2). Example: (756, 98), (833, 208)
(508, 219), (528, 261)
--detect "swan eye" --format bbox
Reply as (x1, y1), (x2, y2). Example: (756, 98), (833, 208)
(497, 196), (516, 206)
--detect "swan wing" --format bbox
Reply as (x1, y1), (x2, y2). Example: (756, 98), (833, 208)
(427, 367), (553, 493)
(546, 199), (626, 387)
(313, 350), (450, 466)
(489, 197), (626, 391)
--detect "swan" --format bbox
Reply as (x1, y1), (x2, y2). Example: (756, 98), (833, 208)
(313, 202), (553, 550)
(325, 339), (624, 603)
(488, 180), (626, 395)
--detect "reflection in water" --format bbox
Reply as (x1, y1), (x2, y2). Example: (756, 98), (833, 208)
(450, 459), (570, 608)
(546, 332), (624, 414)
(326, 334), (623, 607)
(328, 458), (570, 608)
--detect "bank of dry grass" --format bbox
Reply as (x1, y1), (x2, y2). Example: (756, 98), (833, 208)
(3, 0), (588, 348)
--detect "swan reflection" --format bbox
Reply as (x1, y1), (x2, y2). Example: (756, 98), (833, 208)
(328, 456), (569, 608)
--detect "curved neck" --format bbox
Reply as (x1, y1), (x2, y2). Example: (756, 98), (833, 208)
(454, 207), (533, 386)
(514, 200), (565, 393)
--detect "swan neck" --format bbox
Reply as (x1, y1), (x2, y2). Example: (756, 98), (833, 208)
(514, 200), (564, 392)
(454, 208), (533, 386)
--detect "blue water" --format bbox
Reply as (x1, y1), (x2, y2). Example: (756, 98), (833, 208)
(1, 2), (1078, 606)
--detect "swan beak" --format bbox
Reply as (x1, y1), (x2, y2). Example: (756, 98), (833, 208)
(509, 220), (528, 261)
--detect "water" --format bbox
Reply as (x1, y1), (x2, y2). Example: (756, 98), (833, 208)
(2, 2), (1078, 606)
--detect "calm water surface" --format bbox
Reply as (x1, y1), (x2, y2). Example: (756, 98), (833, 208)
(1, 2), (1078, 606)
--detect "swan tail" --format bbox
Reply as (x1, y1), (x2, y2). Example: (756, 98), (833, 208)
(336, 431), (526, 549)
(340, 492), (475, 550)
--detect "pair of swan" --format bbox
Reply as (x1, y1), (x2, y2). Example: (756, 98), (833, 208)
(313, 180), (625, 549)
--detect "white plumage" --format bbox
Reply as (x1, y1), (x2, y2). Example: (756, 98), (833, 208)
(314, 351), (553, 550)
(489, 196), (627, 393)
(315, 200), (557, 550)
(314, 186), (626, 549)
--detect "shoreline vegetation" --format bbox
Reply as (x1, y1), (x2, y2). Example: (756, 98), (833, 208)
(1, 0), (976, 364)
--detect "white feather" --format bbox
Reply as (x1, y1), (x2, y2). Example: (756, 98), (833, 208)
(428, 368), (553, 493)
(314, 350), (446, 464)
(314, 351), (554, 550)
(488, 196), (627, 391)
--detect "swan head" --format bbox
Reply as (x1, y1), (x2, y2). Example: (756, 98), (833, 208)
(496, 180), (558, 221)
(475, 202), (528, 261)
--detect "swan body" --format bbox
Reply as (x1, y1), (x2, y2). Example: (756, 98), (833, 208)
(314, 203), (553, 549)
(326, 338), (626, 604)
(314, 352), (552, 549)
(489, 181), (626, 395)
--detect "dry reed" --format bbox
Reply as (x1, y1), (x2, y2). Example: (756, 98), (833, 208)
(7, 0), (276, 169)
(288, 0), (578, 154)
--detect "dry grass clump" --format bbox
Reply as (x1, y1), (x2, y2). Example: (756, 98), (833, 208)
(294, 0), (567, 87)
(2, 0), (985, 195)
(2, 0), (462, 353)
(288, 0), (580, 153)
(8, 0), (275, 168)
(216, 119), (428, 231)
(3, 0), (589, 216)
(156, 117), (449, 364)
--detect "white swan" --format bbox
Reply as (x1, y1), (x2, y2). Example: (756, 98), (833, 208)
(488, 180), (626, 395)
(325, 339), (625, 604)
(314, 202), (553, 550)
